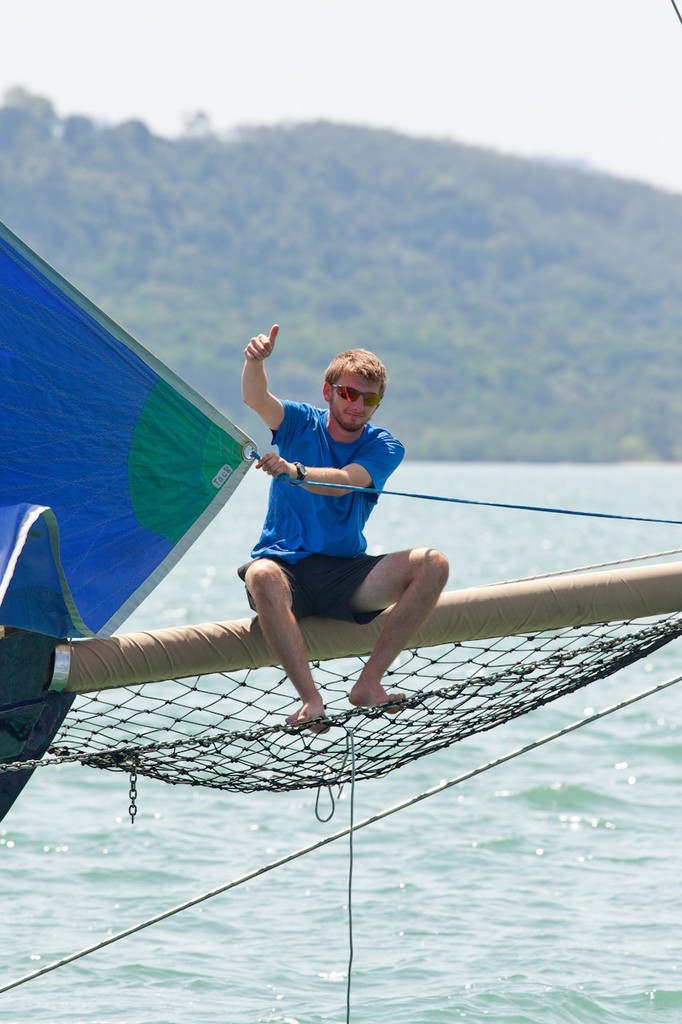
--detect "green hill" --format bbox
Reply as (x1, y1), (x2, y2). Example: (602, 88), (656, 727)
(1, 88), (681, 461)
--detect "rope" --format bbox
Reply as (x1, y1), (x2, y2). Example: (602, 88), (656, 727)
(249, 450), (682, 526)
(345, 727), (356, 1024)
(492, 546), (682, 587)
(294, 478), (682, 527)
(3, 670), (680, 997)
(312, 725), (357, 1023)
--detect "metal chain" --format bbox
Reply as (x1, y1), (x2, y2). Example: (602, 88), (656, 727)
(128, 766), (138, 824)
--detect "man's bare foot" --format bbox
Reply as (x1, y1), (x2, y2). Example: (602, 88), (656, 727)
(286, 701), (330, 734)
(348, 681), (406, 714)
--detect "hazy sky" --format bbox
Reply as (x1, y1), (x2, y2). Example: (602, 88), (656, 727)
(4, 0), (682, 194)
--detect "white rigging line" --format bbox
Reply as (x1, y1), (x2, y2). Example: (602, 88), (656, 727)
(2, 670), (681, 998)
(492, 547), (682, 588)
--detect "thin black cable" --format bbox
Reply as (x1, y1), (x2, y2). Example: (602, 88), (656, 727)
(670, 0), (682, 28)
(345, 727), (356, 1024)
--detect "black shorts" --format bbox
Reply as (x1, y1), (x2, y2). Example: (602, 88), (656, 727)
(238, 553), (388, 624)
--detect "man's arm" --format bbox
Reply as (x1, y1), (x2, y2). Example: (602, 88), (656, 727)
(242, 324), (285, 431)
(254, 452), (372, 494)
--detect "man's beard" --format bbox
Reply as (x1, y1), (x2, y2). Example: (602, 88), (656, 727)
(330, 407), (366, 434)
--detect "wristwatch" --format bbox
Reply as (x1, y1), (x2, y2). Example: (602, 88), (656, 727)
(294, 462), (308, 481)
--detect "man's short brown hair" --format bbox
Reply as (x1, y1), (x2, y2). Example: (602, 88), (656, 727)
(324, 349), (387, 396)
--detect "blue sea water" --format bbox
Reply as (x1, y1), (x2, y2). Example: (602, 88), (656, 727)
(2, 462), (682, 1024)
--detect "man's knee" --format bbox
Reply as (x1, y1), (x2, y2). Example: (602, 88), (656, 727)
(245, 559), (291, 606)
(418, 547), (449, 590)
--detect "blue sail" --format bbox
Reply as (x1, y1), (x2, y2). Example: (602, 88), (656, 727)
(0, 220), (253, 639)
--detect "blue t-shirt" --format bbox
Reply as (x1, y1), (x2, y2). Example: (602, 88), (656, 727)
(251, 401), (405, 563)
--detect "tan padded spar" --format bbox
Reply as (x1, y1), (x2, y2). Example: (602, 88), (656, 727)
(62, 560), (682, 693)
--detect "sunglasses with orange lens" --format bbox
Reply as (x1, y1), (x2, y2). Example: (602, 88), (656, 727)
(330, 383), (382, 408)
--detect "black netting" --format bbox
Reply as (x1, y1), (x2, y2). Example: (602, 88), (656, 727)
(29, 611), (682, 792)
